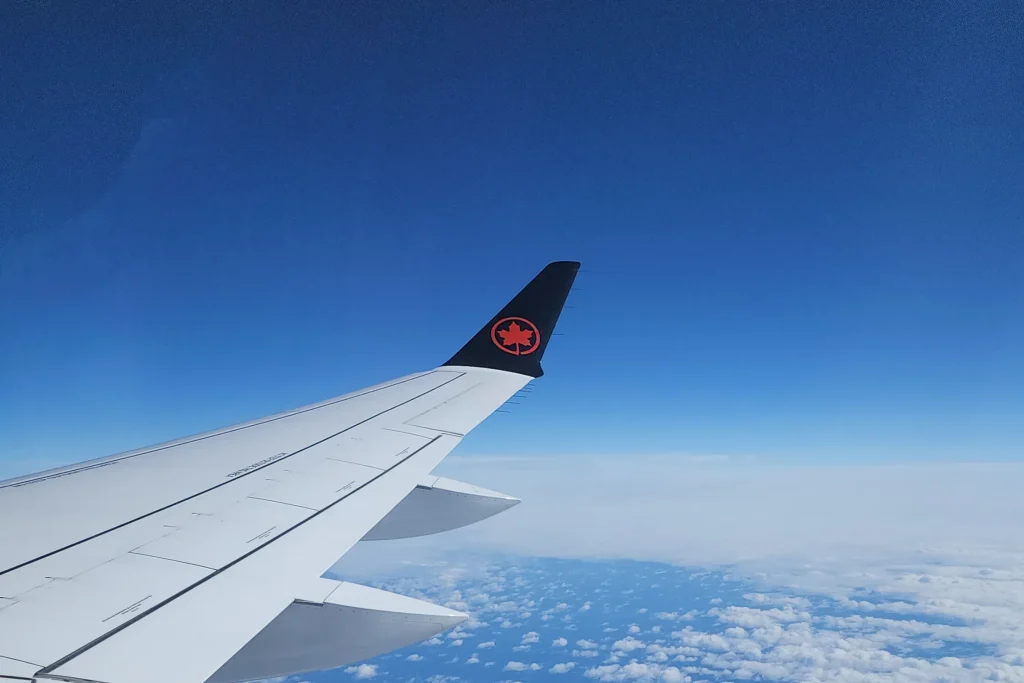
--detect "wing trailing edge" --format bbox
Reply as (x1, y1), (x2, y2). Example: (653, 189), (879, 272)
(206, 579), (466, 683)
(362, 475), (520, 541)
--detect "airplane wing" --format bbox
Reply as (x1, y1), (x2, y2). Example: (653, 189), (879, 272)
(0, 261), (579, 683)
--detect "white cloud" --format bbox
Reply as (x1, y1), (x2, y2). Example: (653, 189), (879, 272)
(503, 661), (531, 672)
(585, 662), (689, 682)
(344, 664), (378, 679)
(466, 656), (480, 665)
(656, 595), (1024, 683)
(521, 631), (540, 644)
(395, 457), (1024, 567)
(612, 636), (646, 652)
(331, 456), (1024, 681)
(550, 662), (577, 674)
(478, 641), (496, 649)
(406, 654), (423, 661)
(573, 649), (600, 658)
(553, 637), (568, 647)
(449, 639), (463, 647)
(660, 668), (687, 683)
(628, 624), (640, 634)
(655, 610), (696, 621)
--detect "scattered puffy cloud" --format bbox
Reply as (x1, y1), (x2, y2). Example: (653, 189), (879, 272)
(628, 624), (640, 634)
(550, 662), (577, 674)
(406, 654), (423, 662)
(585, 662), (688, 682)
(612, 636), (646, 652)
(657, 592), (1024, 683)
(654, 610), (696, 621)
(502, 661), (540, 672)
(521, 631), (540, 644)
(553, 637), (568, 647)
(477, 641), (496, 649)
(344, 664), (378, 679)
(577, 639), (598, 648)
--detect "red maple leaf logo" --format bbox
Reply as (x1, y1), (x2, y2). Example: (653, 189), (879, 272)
(490, 317), (541, 355)
(498, 322), (534, 348)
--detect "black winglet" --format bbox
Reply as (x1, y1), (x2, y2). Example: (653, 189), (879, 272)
(443, 261), (580, 378)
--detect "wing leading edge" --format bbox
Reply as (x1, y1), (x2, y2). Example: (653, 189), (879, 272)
(0, 261), (579, 683)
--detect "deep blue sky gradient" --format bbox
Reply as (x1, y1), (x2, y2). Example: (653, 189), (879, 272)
(1, 1), (1022, 468)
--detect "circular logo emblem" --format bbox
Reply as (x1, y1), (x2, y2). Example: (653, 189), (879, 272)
(491, 317), (541, 356)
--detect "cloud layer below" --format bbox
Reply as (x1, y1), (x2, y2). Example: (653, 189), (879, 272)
(333, 454), (1024, 680)
(350, 455), (1024, 568)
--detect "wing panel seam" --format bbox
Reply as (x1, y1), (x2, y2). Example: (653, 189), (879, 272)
(0, 372), (465, 577)
(37, 435), (448, 677)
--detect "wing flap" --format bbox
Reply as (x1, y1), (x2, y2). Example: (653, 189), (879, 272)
(40, 434), (463, 683)
(324, 428), (432, 470)
(133, 497), (311, 570)
(206, 579), (466, 683)
(1, 655), (39, 679)
(363, 475), (520, 540)
(0, 553), (210, 667)
(253, 458), (381, 510)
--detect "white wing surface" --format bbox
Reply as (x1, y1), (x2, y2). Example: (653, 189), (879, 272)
(0, 261), (579, 683)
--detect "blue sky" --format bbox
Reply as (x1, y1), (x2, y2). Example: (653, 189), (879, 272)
(1, 2), (1022, 470)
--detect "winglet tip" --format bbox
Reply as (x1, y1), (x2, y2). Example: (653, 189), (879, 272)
(443, 261), (579, 377)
